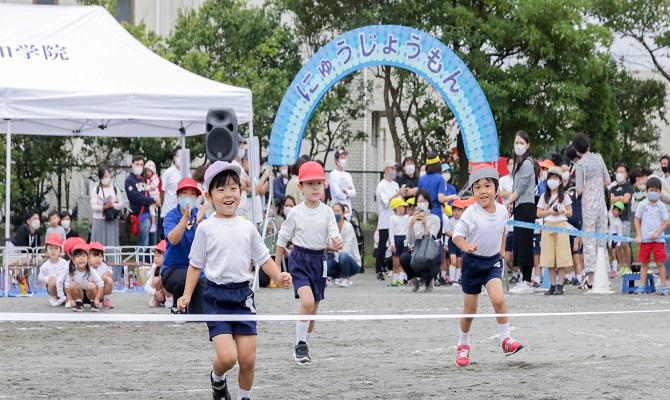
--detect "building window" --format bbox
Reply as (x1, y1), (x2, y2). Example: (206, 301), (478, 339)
(34, 0), (58, 4)
(116, 0), (134, 24)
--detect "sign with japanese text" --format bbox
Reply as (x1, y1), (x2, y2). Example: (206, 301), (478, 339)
(269, 25), (499, 165)
(0, 44), (69, 61)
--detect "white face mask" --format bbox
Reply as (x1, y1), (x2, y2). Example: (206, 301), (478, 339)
(417, 202), (429, 211)
(615, 172), (626, 184)
(280, 168), (289, 177)
(132, 166), (143, 176)
(404, 164), (416, 176)
(442, 172), (451, 182)
(561, 171), (570, 181)
(338, 158), (347, 168)
(283, 206), (293, 216)
(61, 220), (71, 230)
(514, 143), (527, 156)
(419, 171), (426, 178)
(547, 179), (560, 190)
(101, 177), (111, 186)
(30, 220), (40, 231)
(238, 147), (246, 160)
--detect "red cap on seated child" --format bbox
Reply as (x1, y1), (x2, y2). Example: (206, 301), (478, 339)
(63, 237), (86, 254)
(155, 240), (167, 253)
(71, 242), (89, 254)
(45, 234), (63, 248)
(88, 241), (105, 252)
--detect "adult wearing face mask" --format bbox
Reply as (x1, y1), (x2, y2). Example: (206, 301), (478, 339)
(507, 131), (537, 294)
(609, 163), (633, 274)
(91, 166), (124, 248)
(571, 133), (610, 287)
(397, 157), (419, 200)
(161, 178), (207, 312)
(329, 149), (356, 211)
(59, 210), (79, 239)
(160, 146), (183, 233)
(418, 152), (456, 225)
(273, 165), (291, 205)
(326, 203), (362, 287)
(657, 155), (670, 276)
(375, 160), (402, 280)
(560, 164), (571, 188)
(125, 155), (159, 248)
(13, 210), (41, 249)
(441, 164), (458, 204)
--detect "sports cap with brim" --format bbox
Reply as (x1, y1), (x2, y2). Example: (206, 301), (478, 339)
(390, 197), (406, 210)
(204, 161), (242, 192)
(298, 161), (326, 182)
(71, 242), (89, 254)
(547, 166), (562, 177)
(406, 198), (416, 206)
(177, 177), (202, 196)
(88, 242), (105, 252)
(63, 237), (86, 254)
(452, 199), (467, 209)
(614, 201), (625, 212)
(155, 240), (167, 253)
(468, 165), (500, 188)
(45, 234), (62, 248)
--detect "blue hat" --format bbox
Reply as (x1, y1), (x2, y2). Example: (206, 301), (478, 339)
(441, 163), (452, 172)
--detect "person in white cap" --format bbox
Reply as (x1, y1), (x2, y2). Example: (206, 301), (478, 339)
(329, 148), (356, 211)
(452, 165), (523, 367)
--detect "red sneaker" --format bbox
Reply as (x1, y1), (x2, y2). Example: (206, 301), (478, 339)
(455, 344), (471, 367)
(102, 298), (114, 309)
(501, 337), (523, 355)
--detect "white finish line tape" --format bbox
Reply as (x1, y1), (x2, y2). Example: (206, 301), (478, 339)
(1, 309), (670, 322)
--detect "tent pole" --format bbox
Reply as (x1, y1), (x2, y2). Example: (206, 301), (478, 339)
(249, 120), (260, 291)
(4, 119), (11, 297)
(179, 127), (188, 179)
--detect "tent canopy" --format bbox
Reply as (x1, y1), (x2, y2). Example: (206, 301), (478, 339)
(0, 3), (253, 137)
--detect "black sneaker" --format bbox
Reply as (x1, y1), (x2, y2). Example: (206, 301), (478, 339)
(509, 275), (519, 284)
(293, 341), (311, 365)
(210, 371), (231, 400)
(90, 302), (99, 312)
(544, 285), (555, 296)
(73, 300), (84, 312)
(553, 285), (565, 295)
(376, 272), (385, 281)
(571, 277), (579, 286)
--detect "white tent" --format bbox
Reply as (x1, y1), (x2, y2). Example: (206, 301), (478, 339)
(0, 4), (254, 295)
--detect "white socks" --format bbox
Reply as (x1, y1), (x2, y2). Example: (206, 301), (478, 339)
(211, 370), (226, 382)
(238, 388), (251, 399)
(296, 321), (309, 344)
(449, 265), (456, 282)
(400, 272), (407, 281)
(498, 322), (510, 343)
(164, 296), (174, 308)
(392, 273), (399, 282)
(458, 330), (470, 346)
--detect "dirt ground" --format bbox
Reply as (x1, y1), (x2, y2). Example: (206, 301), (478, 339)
(1, 274), (669, 400)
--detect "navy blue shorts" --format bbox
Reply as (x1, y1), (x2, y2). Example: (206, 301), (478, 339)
(289, 246), (326, 302)
(204, 281), (256, 340)
(393, 235), (407, 256)
(461, 253), (503, 295)
(447, 238), (462, 257)
(505, 231), (514, 252)
(533, 233), (541, 255)
(569, 236), (583, 255)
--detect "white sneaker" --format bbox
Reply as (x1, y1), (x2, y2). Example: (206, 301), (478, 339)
(345, 278), (353, 287)
(510, 281), (534, 294)
(55, 296), (67, 306)
(339, 279), (352, 288)
(49, 296), (59, 307)
(334, 278), (342, 287)
(164, 297), (174, 308)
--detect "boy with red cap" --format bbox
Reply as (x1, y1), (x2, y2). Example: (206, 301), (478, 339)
(275, 161), (343, 365)
(452, 165), (523, 367)
(89, 241), (115, 309)
(38, 234), (69, 306)
(147, 240), (168, 307)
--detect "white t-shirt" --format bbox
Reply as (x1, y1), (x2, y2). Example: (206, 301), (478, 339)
(376, 179), (400, 230)
(608, 211), (623, 236)
(444, 217), (458, 237)
(38, 258), (69, 285)
(189, 215), (271, 285)
(635, 199), (669, 243)
(277, 202), (341, 250)
(329, 169), (356, 210)
(453, 202), (508, 257)
(160, 165), (182, 218)
(537, 193), (572, 223)
(338, 221), (361, 267)
(499, 174), (514, 205)
(64, 268), (104, 289)
(92, 261), (112, 277)
(389, 214), (409, 238)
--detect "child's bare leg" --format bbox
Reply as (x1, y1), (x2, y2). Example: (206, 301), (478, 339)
(47, 277), (58, 297)
(212, 334), (237, 377)
(296, 286), (315, 343)
(234, 335), (257, 392)
(392, 256), (400, 274)
(66, 283), (82, 301)
(485, 279), (508, 324)
(103, 274), (113, 296)
(658, 265), (667, 286)
(154, 290), (166, 304)
(558, 267), (566, 283)
(460, 294), (479, 333)
(85, 282), (98, 301)
(639, 263), (649, 288)
(549, 268), (556, 286)
(308, 301), (320, 334)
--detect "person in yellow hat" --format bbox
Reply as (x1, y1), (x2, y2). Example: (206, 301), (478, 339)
(389, 197), (409, 286)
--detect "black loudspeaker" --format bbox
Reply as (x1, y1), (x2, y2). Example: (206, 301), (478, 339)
(205, 108), (238, 162)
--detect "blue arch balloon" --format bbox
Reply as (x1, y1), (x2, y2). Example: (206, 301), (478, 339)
(268, 25), (499, 165)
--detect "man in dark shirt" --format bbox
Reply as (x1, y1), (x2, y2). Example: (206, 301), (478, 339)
(610, 162), (633, 273)
(396, 157), (419, 200)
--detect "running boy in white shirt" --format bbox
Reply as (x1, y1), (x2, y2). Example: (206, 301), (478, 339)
(389, 197), (408, 287)
(452, 166), (523, 366)
(177, 161), (291, 400)
(38, 234), (68, 306)
(275, 161), (343, 365)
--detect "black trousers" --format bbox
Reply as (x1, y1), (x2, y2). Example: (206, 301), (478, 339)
(375, 229), (389, 273)
(161, 267), (205, 314)
(513, 202), (536, 282)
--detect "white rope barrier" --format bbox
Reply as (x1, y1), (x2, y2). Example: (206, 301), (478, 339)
(1, 308), (670, 322)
